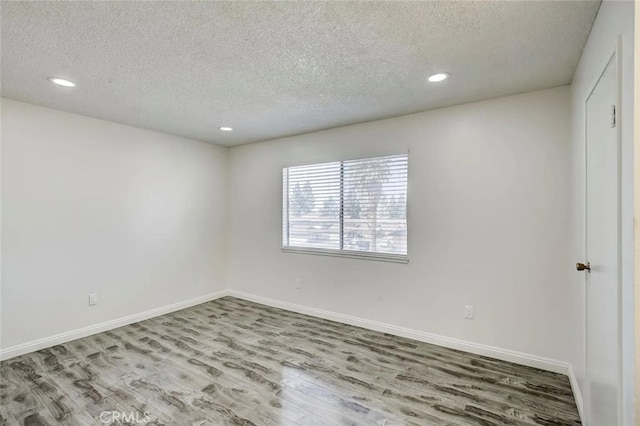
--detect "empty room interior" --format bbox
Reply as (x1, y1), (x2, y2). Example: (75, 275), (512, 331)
(0, 1), (638, 425)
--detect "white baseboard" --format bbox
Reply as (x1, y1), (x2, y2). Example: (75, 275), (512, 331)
(567, 363), (584, 423)
(228, 290), (572, 376)
(0, 289), (230, 361)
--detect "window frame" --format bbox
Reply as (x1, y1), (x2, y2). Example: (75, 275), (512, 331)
(281, 154), (409, 264)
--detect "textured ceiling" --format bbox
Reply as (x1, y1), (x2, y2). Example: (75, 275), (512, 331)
(1, 1), (600, 146)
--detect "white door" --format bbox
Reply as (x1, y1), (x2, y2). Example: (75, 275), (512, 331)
(583, 53), (620, 426)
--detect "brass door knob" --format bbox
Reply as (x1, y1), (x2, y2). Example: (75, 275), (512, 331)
(576, 262), (591, 272)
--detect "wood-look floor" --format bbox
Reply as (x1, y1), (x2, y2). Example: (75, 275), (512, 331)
(1, 297), (581, 425)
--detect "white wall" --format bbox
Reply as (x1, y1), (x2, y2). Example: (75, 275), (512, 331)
(635, 0), (640, 420)
(1, 99), (229, 351)
(568, 0), (635, 423)
(229, 86), (573, 363)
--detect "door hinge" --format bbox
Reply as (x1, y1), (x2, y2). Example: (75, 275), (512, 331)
(610, 105), (616, 128)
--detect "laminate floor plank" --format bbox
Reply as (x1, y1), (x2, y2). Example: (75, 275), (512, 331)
(186, 300), (579, 425)
(1, 297), (581, 425)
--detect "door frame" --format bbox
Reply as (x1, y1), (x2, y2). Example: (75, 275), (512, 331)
(582, 36), (623, 425)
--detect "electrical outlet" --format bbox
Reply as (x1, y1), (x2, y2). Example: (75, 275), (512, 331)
(89, 293), (98, 306)
(464, 305), (473, 319)
(295, 278), (302, 290)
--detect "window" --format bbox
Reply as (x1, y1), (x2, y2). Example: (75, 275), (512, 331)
(282, 154), (408, 263)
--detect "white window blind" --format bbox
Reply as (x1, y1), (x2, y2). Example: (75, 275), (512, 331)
(283, 154), (408, 263)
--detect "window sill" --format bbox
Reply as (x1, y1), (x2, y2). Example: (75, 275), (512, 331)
(281, 246), (409, 264)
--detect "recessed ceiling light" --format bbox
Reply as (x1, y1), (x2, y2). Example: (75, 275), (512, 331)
(427, 73), (449, 83)
(219, 126), (233, 132)
(48, 77), (76, 87)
